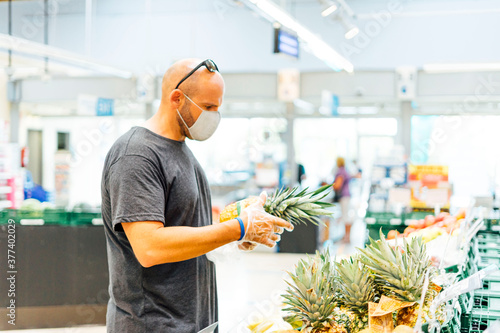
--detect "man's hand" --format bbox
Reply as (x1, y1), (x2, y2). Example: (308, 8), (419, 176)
(238, 192), (293, 249)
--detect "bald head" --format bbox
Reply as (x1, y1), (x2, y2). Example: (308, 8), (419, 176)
(161, 58), (224, 101)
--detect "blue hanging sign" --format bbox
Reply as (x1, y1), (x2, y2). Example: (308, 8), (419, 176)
(96, 98), (114, 116)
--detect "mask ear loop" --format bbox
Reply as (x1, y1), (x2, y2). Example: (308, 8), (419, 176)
(182, 93), (206, 113)
(176, 108), (193, 137)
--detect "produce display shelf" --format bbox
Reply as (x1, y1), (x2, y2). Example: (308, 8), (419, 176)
(472, 292), (500, 312)
(487, 218), (500, 232)
(459, 291), (474, 314)
(441, 310), (463, 333)
(476, 233), (500, 242)
(463, 256), (479, 277)
(2, 209), (70, 225)
(483, 270), (500, 282)
(477, 243), (500, 251)
(69, 211), (103, 226)
(365, 224), (407, 243)
(365, 211), (403, 225)
(461, 310), (500, 333)
(364, 209), (450, 228)
(422, 308), (462, 333)
(404, 210), (431, 221)
(0, 209), (103, 226)
(478, 247), (500, 258)
(478, 257), (500, 269)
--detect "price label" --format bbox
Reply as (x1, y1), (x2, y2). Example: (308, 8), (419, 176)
(425, 188), (449, 207)
(388, 188), (411, 206)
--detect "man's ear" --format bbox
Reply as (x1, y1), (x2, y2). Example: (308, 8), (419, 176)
(169, 89), (183, 108)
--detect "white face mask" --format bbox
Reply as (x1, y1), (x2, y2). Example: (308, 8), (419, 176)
(177, 93), (221, 141)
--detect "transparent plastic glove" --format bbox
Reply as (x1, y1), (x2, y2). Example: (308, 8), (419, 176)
(238, 192), (293, 249)
(238, 241), (258, 252)
(206, 242), (243, 264)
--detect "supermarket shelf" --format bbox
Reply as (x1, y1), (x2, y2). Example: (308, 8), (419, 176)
(0, 172), (12, 179)
(0, 200), (12, 209)
(0, 186), (12, 194)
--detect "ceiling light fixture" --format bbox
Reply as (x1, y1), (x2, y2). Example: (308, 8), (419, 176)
(342, 18), (359, 39)
(0, 33), (133, 79)
(321, 1), (338, 17)
(243, 0), (354, 72)
(423, 62), (500, 73)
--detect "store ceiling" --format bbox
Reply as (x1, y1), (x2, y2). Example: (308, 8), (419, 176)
(0, 0), (499, 75)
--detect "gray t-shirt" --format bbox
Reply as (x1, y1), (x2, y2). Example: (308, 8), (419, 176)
(101, 126), (217, 333)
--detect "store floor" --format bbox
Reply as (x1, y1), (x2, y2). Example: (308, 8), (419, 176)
(3, 221), (365, 333)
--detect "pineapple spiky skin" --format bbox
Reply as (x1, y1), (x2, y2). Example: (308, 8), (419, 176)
(282, 251), (341, 332)
(336, 257), (376, 332)
(358, 230), (432, 303)
(357, 230), (436, 328)
(219, 197), (259, 222)
(219, 184), (334, 225)
(395, 288), (445, 327)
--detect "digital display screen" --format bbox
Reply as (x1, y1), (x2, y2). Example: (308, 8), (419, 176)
(274, 28), (299, 58)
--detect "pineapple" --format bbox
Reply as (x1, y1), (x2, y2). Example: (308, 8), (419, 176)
(219, 184), (334, 225)
(336, 257), (376, 332)
(282, 251), (350, 332)
(357, 230), (435, 327)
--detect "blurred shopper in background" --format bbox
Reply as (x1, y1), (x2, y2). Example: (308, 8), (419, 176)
(352, 159), (362, 179)
(333, 157), (352, 242)
(297, 163), (306, 186)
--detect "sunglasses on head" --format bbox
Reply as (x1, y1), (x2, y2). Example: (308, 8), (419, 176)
(175, 59), (219, 89)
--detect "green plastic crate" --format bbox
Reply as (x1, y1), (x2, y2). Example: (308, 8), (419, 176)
(461, 310), (500, 333)
(462, 256), (478, 278)
(41, 209), (70, 225)
(3, 209), (69, 226)
(477, 241), (500, 249)
(488, 218), (500, 232)
(365, 224), (407, 244)
(459, 291), (474, 314)
(472, 291), (500, 313)
(421, 301), (462, 333)
(478, 256), (500, 269)
(0, 210), (9, 224)
(441, 313), (462, 333)
(69, 211), (103, 226)
(365, 211), (403, 225)
(477, 232), (500, 243)
(478, 247), (500, 258)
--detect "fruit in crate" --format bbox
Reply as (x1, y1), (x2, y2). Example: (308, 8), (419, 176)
(387, 230), (399, 240)
(282, 251), (354, 332)
(386, 210), (464, 242)
(358, 230), (443, 327)
(219, 184), (334, 225)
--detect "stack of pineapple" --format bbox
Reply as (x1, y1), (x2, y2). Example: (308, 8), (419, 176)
(281, 230), (445, 333)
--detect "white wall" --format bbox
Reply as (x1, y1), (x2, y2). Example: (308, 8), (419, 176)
(20, 113), (142, 207)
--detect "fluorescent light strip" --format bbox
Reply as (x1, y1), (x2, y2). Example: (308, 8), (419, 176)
(321, 4), (338, 17)
(423, 62), (500, 73)
(247, 0), (353, 72)
(0, 33), (133, 79)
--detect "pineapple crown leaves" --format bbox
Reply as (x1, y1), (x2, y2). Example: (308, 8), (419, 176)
(335, 257), (376, 314)
(357, 229), (433, 302)
(282, 250), (338, 325)
(265, 184), (334, 226)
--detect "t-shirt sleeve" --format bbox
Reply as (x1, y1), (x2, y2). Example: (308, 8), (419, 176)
(107, 155), (166, 231)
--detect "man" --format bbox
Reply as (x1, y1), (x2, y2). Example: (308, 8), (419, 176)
(100, 58), (292, 332)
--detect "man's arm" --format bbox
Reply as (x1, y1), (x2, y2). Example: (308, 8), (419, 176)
(122, 219), (244, 267)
